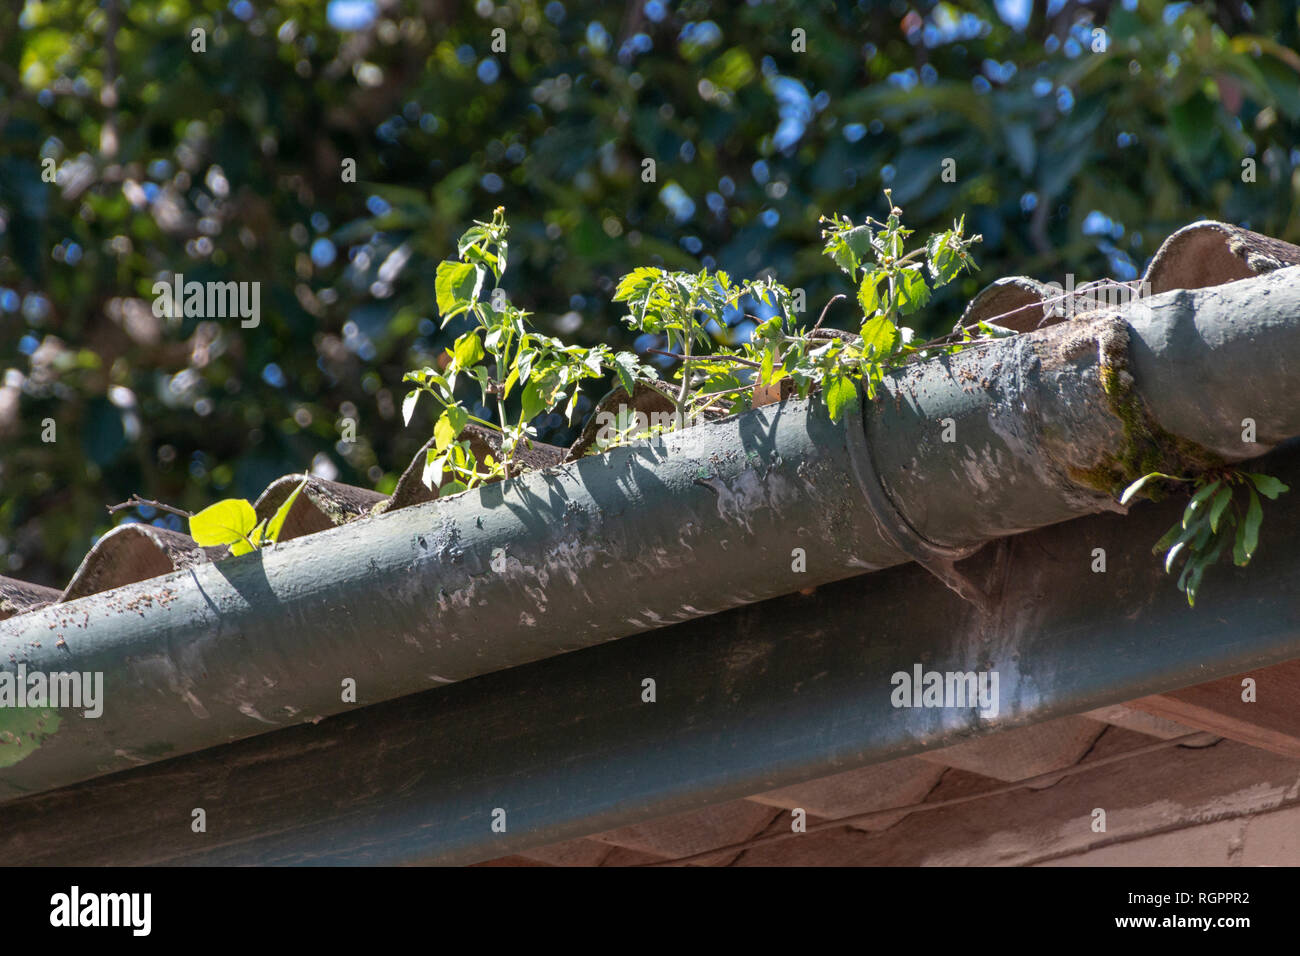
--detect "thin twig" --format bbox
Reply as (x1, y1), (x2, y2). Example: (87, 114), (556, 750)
(107, 495), (193, 519)
(647, 348), (762, 369)
(810, 293), (846, 334)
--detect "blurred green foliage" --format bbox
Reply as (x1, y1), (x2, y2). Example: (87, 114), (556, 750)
(1, 0), (1298, 586)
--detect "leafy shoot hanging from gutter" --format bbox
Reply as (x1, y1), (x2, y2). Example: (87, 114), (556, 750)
(1122, 469), (1290, 606)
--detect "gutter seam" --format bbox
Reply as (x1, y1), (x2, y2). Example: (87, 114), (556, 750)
(846, 388), (992, 611)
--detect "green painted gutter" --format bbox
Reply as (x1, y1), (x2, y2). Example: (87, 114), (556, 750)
(2, 266), (1298, 802)
(3, 439), (1300, 865)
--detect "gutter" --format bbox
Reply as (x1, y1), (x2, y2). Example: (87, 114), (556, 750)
(3, 265), (1300, 802)
(5, 439), (1300, 864)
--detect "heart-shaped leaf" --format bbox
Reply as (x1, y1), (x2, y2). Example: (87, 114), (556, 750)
(190, 499), (258, 548)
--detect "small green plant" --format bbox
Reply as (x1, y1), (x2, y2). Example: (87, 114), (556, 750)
(404, 200), (988, 488)
(403, 207), (654, 495)
(187, 477), (309, 555)
(613, 190), (984, 423)
(1121, 469), (1289, 606)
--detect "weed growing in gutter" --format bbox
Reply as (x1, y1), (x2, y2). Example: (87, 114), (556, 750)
(406, 205), (1286, 608)
(102, 205), (1283, 610)
(1122, 469), (1289, 606)
(402, 195), (985, 493)
(107, 477), (309, 556)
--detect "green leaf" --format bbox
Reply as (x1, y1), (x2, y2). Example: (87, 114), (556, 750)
(823, 373), (859, 423)
(229, 520), (265, 557)
(1183, 479), (1222, 528)
(857, 271), (884, 316)
(438, 480), (469, 498)
(422, 449), (448, 490)
(1164, 515), (1208, 573)
(1208, 486), (1233, 533)
(402, 389), (420, 426)
(859, 315), (899, 358)
(1236, 487), (1263, 565)
(830, 225), (874, 275)
(266, 477), (309, 544)
(612, 351), (640, 395)
(894, 267), (931, 315)
(1233, 514), (1249, 566)
(453, 331), (485, 368)
(1151, 519), (1184, 555)
(434, 405), (471, 451)
(435, 260), (484, 321)
(975, 321), (1017, 338)
(613, 266), (662, 303)
(1120, 471), (1183, 506)
(520, 378), (547, 422)
(189, 499), (258, 547)
(927, 233), (964, 285)
(1176, 548), (1199, 594)
(1185, 533), (1229, 607)
(1247, 473), (1289, 499)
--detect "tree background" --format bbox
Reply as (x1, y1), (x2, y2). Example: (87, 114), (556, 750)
(2, 0), (1298, 587)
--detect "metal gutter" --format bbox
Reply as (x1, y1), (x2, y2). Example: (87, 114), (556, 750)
(2, 266), (1299, 802)
(3, 439), (1299, 865)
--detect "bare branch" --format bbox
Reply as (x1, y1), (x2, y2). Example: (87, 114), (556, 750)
(647, 348), (761, 369)
(107, 495), (193, 519)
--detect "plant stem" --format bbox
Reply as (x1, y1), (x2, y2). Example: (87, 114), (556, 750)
(106, 495), (193, 519)
(675, 290), (698, 415)
(647, 348), (761, 369)
(425, 389), (500, 432)
(810, 294), (846, 333)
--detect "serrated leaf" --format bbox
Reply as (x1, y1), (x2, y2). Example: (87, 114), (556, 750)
(858, 271), (885, 316)
(829, 225), (874, 275)
(859, 315), (899, 358)
(926, 232), (964, 285)
(760, 346), (774, 386)
(895, 267), (931, 315)
(823, 373), (859, 423)
(190, 499), (259, 547)
(613, 266), (661, 303)
(613, 351), (640, 395)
